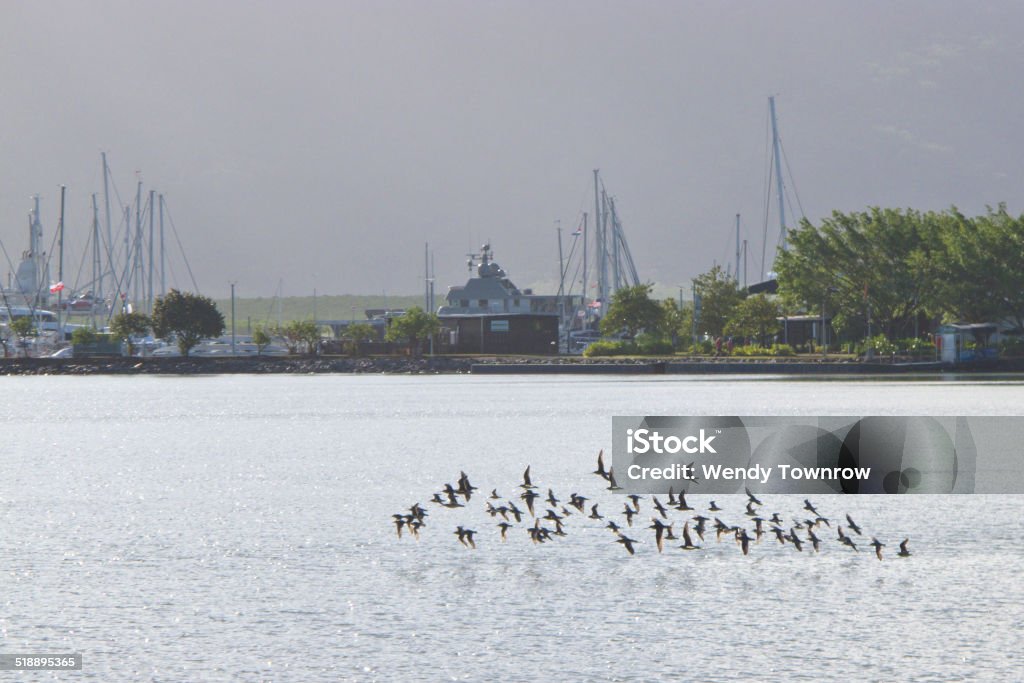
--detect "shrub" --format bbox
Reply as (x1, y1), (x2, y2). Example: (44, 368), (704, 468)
(583, 340), (636, 357)
(635, 333), (674, 355)
(769, 344), (795, 357)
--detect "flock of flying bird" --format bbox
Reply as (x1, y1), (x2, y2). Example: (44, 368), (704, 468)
(392, 451), (913, 560)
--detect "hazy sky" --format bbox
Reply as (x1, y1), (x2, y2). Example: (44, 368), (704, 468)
(2, 1), (1022, 299)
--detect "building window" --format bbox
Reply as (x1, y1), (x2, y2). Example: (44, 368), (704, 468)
(478, 299), (487, 308)
(460, 299), (469, 308)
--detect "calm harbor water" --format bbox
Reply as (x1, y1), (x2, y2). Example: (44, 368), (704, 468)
(2, 374), (1023, 681)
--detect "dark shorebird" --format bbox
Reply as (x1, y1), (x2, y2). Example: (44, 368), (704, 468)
(752, 517), (765, 540)
(676, 491), (694, 511)
(616, 533), (640, 555)
(652, 496), (668, 519)
(457, 471), (477, 500)
(667, 487), (678, 506)
(737, 529), (753, 556)
(521, 489), (539, 516)
(569, 493), (588, 512)
(606, 520), (621, 533)
(839, 532), (859, 552)
(648, 518), (671, 553)
(543, 508), (563, 523)
(713, 518), (730, 541)
(769, 512), (783, 525)
(807, 527), (821, 553)
(546, 488), (559, 507)
(745, 500), (758, 517)
(627, 494), (642, 513)
(507, 501), (524, 523)
(408, 519), (422, 538)
(589, 504), (603, 520)
(606, 467), (622, 491)
(803, 499), (820, 516)
(814, 515), (831, 528)
(490, 488), (501, 500)
(528, 519), (550, 544)
(846, 514), (863, 536)
(787, 528), (803, 552)
(745, 487), (763, 506)
(594, 450), (609, 480)
(771, 526), (787, 545)
(897, 538), (911, 557)
(520, 465), (535, 490)
(623, 504), (637, 527)
(497, 522), (512, 541)
(709, 501), (722, 512)
(692, 515), (708, 541)
(680, 521), (701, 550)
(431, 493), (444, 505)
(561, 506), (574, 518)
(393, 514), (405, 539)
(409, 503), (427, 523)
(871, 537), (885, 561)
(683, 461), (699, 483)
(455, 526), (477, 548)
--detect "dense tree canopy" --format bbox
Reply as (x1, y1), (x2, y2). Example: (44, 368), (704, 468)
(385, 306), (440, 355)
(724, 294), (781, 345)
(600, 284), (664, 338)
(776, 206), (1024, 337)
(151, 289), (225, 357)
(279, 319), (322, 355)
(692, 265), (743, 338)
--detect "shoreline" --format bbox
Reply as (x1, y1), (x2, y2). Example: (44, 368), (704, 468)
(1, 355), (1022, 376)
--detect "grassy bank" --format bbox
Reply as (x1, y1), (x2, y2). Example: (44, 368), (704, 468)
(211, 294), (422, 333)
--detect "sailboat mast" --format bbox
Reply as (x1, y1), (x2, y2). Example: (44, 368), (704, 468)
(769, 95), (786, 253)
(57, 185), (66, 337)
(92, 193), (100, 327)
(581, 212), (588, 315)
(159, 194), (166, 298)
(134, 180), (142, 309)
(735, 214), (741, 282)
(101, 152), (112, 302)
(148, 189), (155, 314)
(593, 169), (606, 313)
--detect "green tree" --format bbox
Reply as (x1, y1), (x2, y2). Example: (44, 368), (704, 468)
(342, 322), (376, 356)
(659, 297), (693, 349)
(251, 325), (272, 356)
(922, 205), (1024, 330)
(692, 265), (743, 338)
(9, 316), (35, 356)
(280, 319), (322, 355)
(71, 326), (98, 346)
(724, 294), (781, 345)
(775, 208), (933, 340)
(599, 284), (665, 338)
(151, 289), (225, 357)
(385, 306), (440, 356)
(110, 312), (151, 356)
